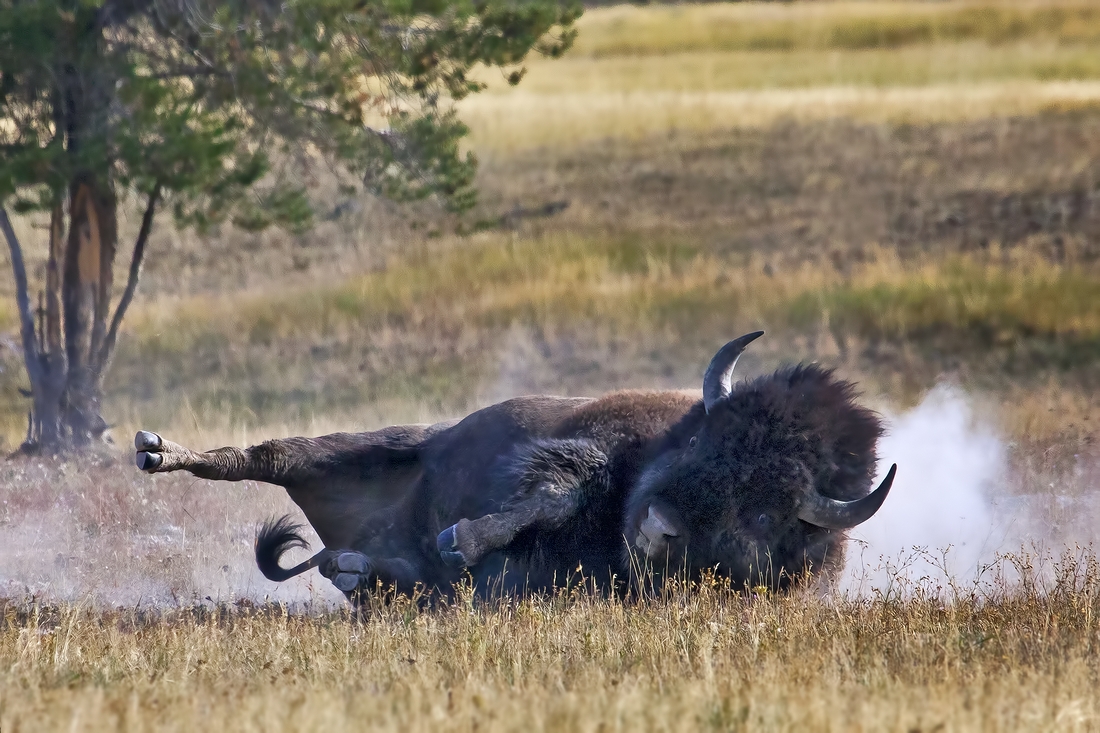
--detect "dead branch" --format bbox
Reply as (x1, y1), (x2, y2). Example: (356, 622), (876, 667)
(0, 208), (44, 388)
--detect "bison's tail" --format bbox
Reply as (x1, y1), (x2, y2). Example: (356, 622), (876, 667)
(255, 515), (329, 582)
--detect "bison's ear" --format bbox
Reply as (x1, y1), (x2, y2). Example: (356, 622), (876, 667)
(703, 331), (764, 413)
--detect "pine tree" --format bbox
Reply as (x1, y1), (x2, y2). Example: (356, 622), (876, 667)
(0, 0), (578, 452)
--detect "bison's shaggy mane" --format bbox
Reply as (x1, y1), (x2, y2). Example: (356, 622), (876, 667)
(730, 363), (885, 501)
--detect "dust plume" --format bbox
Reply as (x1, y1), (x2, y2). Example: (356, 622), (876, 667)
(0, 458), (345, 609)
(841, 386), (1097, 596)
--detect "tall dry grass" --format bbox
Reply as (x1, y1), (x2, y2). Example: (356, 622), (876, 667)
(491, 45), (1100, 95)
(462, 82), (1100, 152)
(3, 549), (1100, 732)
(462, 0), (1100, 151)
(569, 1), (1100, 58)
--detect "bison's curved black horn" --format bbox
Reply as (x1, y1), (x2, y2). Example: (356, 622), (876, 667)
(798, 464), (896, 530)
(702, 331), (764, 414)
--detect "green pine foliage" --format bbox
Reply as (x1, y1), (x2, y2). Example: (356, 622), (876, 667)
(0, 0), (580, 226)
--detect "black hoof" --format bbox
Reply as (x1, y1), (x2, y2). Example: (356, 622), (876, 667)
(135, 431), (162, 451)
(334, 552), (370, 574)
(136, 451), (163, 471)
(332, 573), (362, 592)
(436, 525), (468, 567)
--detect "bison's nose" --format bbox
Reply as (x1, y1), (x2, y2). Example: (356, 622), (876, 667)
(636, 506), (680, 558)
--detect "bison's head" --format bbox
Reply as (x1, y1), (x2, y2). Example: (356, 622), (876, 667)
(625, 332), (895, 590)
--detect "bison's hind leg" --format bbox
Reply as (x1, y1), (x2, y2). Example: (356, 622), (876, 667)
(134, 430), (214, 474)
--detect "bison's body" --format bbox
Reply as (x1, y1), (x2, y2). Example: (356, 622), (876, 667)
(135, 333), (895, 602)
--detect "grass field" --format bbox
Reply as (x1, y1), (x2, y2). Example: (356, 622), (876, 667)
(4, 554), (1100, 732)
(3, 0), (1100, 730)
(461, 0), (1100, 149)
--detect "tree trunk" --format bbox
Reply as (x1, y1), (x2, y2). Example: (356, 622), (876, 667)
(32, 204), (69, 450)
(3, 179), (158, 455)
(61, 180), (117, 448)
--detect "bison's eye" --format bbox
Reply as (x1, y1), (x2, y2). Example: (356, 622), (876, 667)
(755, 513), (773, 530)
(688, 436), (697, 449)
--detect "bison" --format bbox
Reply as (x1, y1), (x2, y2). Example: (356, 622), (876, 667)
(134, 331), (895, 601)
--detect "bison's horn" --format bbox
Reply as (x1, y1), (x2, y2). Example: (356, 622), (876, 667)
(702, 331), (764, 414)
(797, 464), (897, 530)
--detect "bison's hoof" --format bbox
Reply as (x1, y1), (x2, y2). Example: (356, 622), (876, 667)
(325, 552), (372, 593)
(135, 431), (165, 473)
(136, 451), (163, 471)
(334, 552), (370, 575)
(332, 573), (363, 592)
(436, 525), (468, 568)
(135, 431), (162, 451)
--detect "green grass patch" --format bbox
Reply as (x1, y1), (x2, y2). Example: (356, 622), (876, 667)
(790, 262), (1100, 342)
(85, 235), (1100, 435)
(4, 231), (1097, 442)
(117, 237), (1100, 368)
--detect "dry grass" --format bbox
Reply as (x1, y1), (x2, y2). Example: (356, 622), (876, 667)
(463, 81), (1100, 152)
(569, 1), (1100, 58)
(462, 0), (1100, 151)
(4, 551), (1100, 732)
(491, 45), (1100, 95)
(113, 241), (1100, 381)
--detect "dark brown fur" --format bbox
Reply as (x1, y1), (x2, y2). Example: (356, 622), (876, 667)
(136, 363), (886, 602)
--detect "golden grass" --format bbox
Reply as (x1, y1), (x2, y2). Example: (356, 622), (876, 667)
(570, 1), (1100, 58)
(462, 1), (1100, 152)
(492, 43), (1100, 95)
(463, 81), (1100, 152)
(4, 551), (1100, 732)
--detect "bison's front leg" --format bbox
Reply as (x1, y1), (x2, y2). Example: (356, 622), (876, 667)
(437, 492), (578, 568)
(437, 438), (608, 568)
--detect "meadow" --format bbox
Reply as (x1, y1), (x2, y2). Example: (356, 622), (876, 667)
(4, 553), (1100, 732)
(3, 0), (1100, 729)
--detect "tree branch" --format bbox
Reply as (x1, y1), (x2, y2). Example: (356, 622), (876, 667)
(95, 0), (158, 29)
(142, 67), (231, 80)
(0, 207), (45, 389)
(96, 182), (161, 371)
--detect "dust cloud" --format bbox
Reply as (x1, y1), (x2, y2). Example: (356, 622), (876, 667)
(0, 459), (346, 609)
(841, 386), (1097, 596)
